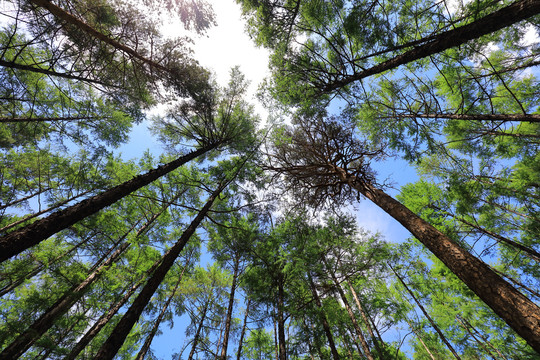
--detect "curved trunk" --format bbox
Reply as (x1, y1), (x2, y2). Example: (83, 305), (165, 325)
(334, 167), (540, 352)
(0, 144), (215, 263)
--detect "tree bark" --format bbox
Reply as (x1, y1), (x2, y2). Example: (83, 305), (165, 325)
(334, 166), (540, 352)
(390, 265), (461, 360)
(219, 255), (240, 360)
(325, 262), (374, 360)
(322, 0), (540, 92)
(93, 183), (224, 360)
(134, 263), (188, 360)
(236, 298), (251, 360)
(308, 274), (340, 360)
(0, 144), (215, 263)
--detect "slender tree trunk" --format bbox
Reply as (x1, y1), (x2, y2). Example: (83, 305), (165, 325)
(0, 187), (52, 211)
(0, 116), (101, 123)
(219, 255), (240, 360)
(492, 268), (540, 299)
(323, 0), (540, 92)
(325, 261), (374, 360)
(404, 318), (437, 360)
(0, 217), (147, 359)
(62, 254), (163, 360)
(390, 265), (461, 359)
(277, 274), (287, 360)
(406, 113), (540, 123)
(93, 183), (224, 360)
(347, 280), (386, 357)
(308, 274), (340, 360)
(134, 263), (188, 360)
(0, 189), (93, 232)
(0, 144), (215, 263)
(333, 166), (540, 351)
(187, 301), (210, 360)
(236, 298), (251, 360)
(458, 316), (509, 360)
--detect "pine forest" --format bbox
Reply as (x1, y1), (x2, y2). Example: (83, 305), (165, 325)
(0, 0), (539, 359)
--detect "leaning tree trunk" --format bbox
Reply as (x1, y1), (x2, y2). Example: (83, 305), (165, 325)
(62, 253), (164, 360)
(0, 143), (216, 263)
(0, 216), (147, 360)
(411, 113), (540, 123)
(93, 183), (225, 360)
(333, 166), (540, 352)
(276, 274), (287, 360)
(134, 262), (188, 360)
(324, 261), (374, 360)
(219, 254), (240, 360)
(308, 274), (340, 360)
(236, 298), (251, 360)
(323, 0), (540, 92)
(404, 317), (437, 360)
(390, 264), (461, 360)
(187, 301), (210, 360)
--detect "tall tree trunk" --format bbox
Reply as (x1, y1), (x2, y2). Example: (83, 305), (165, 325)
(333, 166), (540, 351)
(0, 144), (215, 263)
(62, 255), (163, 360)
(219, 255), (240, 360)
(134, 263), (188, 360)
(277, 274), (287, 360)
(308, 273), (340, 360)
(390, 265), (461, 359)
(236, 298), (251, 360)
(324, 260), (374, 360)
(187, 301), (210, 360)
(404, 318), (437, 360)
(0, 217), (146, 360)
(346, 280), (386, 357)
(457, 316), (509, 360)
(323, 0), (540, 92)
(93, 183), (225, 360)
(409, 113), (540, 123)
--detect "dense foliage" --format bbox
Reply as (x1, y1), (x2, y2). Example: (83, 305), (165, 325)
(0, 0), (539, 359)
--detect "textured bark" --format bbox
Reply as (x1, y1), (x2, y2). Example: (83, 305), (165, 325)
(0, 144), (214, 263)
(325, 262), (374, 360)
(219, 255), (240, 360)
(334, 166), (540, 352)
(134, 264), (188, 360)
(236, 298), (251, 360)
(93, 184), (223, 360)
(391, 265), (461, 360)
(308, 274), (340, 360)
(323, 0), (540, 92)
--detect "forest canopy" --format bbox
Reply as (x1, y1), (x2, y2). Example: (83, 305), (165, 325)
(0, 0), (539, 359)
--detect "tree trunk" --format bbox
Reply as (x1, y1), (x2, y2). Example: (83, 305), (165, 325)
(323, 0), (540, 92)
(134, 263), (188, 360)
(236, 298), (251, 360)
(325, 262), (374, 360)
(0, 116), (101, 123)
(308, 274), (340, 360)
(347, 280), (386, 357)
(334, 166), (540, 351)
(390, 265), (461, 359)
(0, 144), (215, 263)
(187, 301), (210, 360)
(0, 219), (143, 360)
(93, 183), (224, 360)
(457, 316), (509, 360)
(62, 255), (163, 360)
(404, 318), (437, 360)
(411, 113), (540, 123)
(219, 255), (240, 360)
(277, 274), (287, 360)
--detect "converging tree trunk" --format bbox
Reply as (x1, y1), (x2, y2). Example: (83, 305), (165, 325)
(0, 144), (215, 263)
(93, 182), (225, 360)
